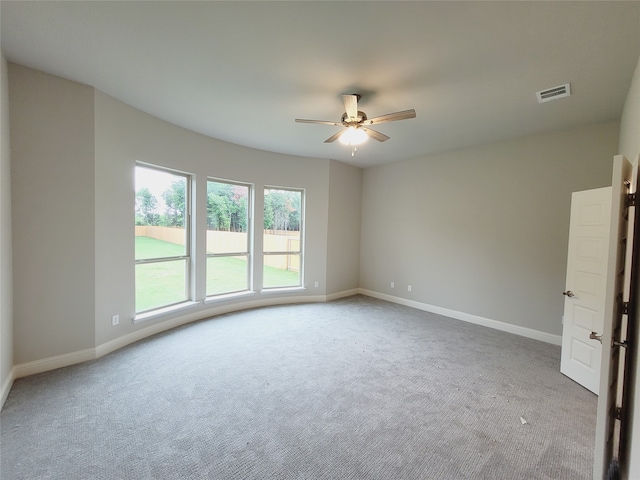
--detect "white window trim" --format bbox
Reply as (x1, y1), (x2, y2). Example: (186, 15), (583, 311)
(133, 300), (200, 325)
(135, 163), (193, 315)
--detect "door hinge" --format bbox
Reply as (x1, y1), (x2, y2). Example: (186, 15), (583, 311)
(622, 302), (630, 315)
(613, 339), (628, 349)
(627, 192), (637, 207)
(615, 407), (622, 421)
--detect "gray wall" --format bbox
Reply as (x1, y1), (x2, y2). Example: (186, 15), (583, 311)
(6, 64), (362, 368)
(326, 160), (362, 296)
(93, 89), (337, 348)
(620, 54), (640, 480)
(9, 64), (96, 365)
(360, 122), (619, 337)
(0, 53), (13, 404)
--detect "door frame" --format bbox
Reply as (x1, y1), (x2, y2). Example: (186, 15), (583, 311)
(593, 155), (636, 479)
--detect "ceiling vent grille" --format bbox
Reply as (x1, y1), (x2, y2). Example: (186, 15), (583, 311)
(536, 83), (571, 103)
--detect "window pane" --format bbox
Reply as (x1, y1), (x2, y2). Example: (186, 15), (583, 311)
(135, 259), (187, 312)
(263, 254), (300, 288)
(207, 181), (249, 254)
(263, 189), (301, 252)
(206, 255), (249, 296)
(135, 166), (187, 260)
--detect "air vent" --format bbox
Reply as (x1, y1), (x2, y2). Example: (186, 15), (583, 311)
(536, 83), (571, 103)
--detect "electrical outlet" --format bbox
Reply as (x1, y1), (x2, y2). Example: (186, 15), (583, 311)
(112, 314), (119, 326)
(391, 282), (394, 288)
(314, 281), (319, 288)
(407, 285), (412, 292)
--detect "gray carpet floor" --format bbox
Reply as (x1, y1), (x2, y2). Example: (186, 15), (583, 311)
(1, 295), (596, 479)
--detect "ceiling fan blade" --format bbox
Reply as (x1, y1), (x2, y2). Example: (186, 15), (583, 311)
(324, 130), (345, 143)
(362, 127), (390, 142)
(295, 119), (343, 126)
(342, 94), (359, 122)
(363, 109), (416, 126)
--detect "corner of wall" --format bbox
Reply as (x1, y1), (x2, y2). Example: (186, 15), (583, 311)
(326, 160), (363, 295)
(0, 51), (15, 409)
(8, 63), (96, 367)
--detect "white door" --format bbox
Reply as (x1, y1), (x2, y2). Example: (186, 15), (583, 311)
(560, 186), (612, 394)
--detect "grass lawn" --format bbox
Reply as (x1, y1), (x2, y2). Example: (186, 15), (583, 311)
(135, 236), (299, 312)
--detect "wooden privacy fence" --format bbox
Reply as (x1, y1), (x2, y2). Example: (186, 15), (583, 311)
(136, 225), (300, 271)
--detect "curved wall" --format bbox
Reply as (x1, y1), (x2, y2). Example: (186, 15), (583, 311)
(9, 63), (362, 374)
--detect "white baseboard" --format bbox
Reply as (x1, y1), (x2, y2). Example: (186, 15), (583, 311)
(12, 290), (360, 380)
(13, 347), (97, 379)
(96, 292), (330, 359)
(326, 288), (360, 302)
(1, 367), (15, 409)
(10, 288), (555, 384)
(358, 288), (562, 346)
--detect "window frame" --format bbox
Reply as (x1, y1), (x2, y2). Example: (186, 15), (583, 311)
(205, 177), (254, 298)
(134, 163), (193, 315)
(262, 186), (305, 290)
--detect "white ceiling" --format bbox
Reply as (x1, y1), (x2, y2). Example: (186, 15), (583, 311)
(2, 1), (640, 168)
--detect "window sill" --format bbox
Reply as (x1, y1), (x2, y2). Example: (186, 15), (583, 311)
(133, 301), (200, 325)
(260, 286), (306, 295)
(204, 290), (256, 304)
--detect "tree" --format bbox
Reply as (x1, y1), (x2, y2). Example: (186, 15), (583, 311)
(207, 181), (248, 232)
(135, 187), (159, 226)
(207, 193), (231, 230)
(229, 185), (248, 232)
(264, 190), (300, 233)
(263, 196), (274, 231)
(162, 180), (186, 227)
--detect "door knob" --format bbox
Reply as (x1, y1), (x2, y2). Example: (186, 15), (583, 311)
(563, 290), (575, 297)
(589, 331), (603, 343)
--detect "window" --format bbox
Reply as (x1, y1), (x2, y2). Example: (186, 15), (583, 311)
(206, 179), (252, 296)
(135, 165), (191, 313)
(263, 187), (303, 289)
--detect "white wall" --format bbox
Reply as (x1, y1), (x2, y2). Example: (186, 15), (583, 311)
(0, 52), (14, 405)
(326, 160), (362, 297)
(9, 63), (96, 365)
(360, 122), (618, 339)
(620, 54), (640, 480)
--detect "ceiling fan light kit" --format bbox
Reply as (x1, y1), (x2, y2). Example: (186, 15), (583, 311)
(338, 126), (368, 146)
(295, 93), (416, 155)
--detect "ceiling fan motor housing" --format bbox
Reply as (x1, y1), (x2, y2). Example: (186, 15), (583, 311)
(341, 111), (367, 125)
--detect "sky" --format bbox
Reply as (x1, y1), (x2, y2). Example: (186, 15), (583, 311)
(135, 165), (184, 213)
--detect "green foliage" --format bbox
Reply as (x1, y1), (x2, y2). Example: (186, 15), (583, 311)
(264, 189), (301, 232)
(135, 187), (159, 226)
(263, 197), (274, 230)
(207, 181), (248, 232)
(135, 179), (301, 234)
(161, 180), (186, 227)
(208, 193), (231, 230)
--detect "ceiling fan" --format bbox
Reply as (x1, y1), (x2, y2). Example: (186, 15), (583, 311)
(295, 94), (416, 152)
